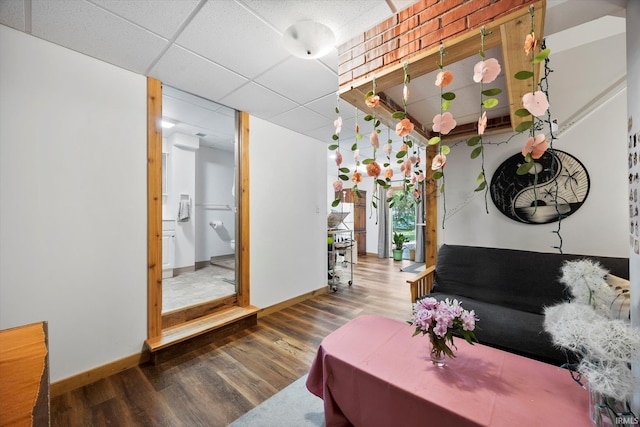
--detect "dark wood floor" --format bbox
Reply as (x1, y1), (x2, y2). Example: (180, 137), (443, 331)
(50, 255), (416, 426)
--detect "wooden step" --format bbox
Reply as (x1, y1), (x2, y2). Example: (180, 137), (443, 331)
(145, 305), (259, 353)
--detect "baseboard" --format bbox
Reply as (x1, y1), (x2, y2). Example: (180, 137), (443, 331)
(173, 265), (196, 275)
(50, 351), (149, 397)
(50, 286), (328, 396)
(258, 286), (328, 318)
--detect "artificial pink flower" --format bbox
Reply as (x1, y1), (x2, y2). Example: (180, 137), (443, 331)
(522, 91), (549, 117)
(400, 143), (408, 152)
(384, 168), (393, 179)
(334, 116), (342, 135)
(524, 33), (537, 55)
(403, 85), (409, 101)
(401, 158), (412, 177)
(432, 112), (457, 135)
(416, 173), (425, 182)
(365, 94), (380, 108)
(383, 143), (392, 156)
(351, 172), (362, 183)
(478, 111), (487, 135)
(435, 70), (454, 88)
(333, 180), (343, 192)
(413, 189), (422, 200)
(409, 155), (418, 164)
(431, 153), (447, 170)
(396, 118), (414, 137)
(522, 134), (548, 159)
(353, 149), (360, 162)
(386, 188), (394, 198)
(335, 151), (342, 166)
(370, 132), (379, 148)
(366, 161), (381, 178)
(473, 58), (501, 84)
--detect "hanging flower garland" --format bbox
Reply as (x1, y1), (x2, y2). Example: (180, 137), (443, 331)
(363, 79), (383, 214)
(538, 37), (563, 253)
(390, 62), (423, 205)
(428, 44), (457, 227)
(514, 5), (551, 199)
(350, 107), (364, 199)
(329, 94), (346, 207)
(467, 27), (502, 213)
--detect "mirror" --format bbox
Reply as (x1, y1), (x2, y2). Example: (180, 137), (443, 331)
(160, 86), (238, 317)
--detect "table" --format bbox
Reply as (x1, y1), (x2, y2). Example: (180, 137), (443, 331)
(306, 315), (589, 427)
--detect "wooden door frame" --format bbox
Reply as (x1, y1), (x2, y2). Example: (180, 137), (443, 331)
(146, 78), (250, 339)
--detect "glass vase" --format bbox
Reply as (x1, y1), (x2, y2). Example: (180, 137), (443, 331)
(589, 387), (634, 427)
(429, 335), (446, 367)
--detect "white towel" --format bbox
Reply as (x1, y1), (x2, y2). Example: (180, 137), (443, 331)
(178, 199), (190, 222)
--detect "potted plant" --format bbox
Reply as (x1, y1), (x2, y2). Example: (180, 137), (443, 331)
(392, 232), (407, 261)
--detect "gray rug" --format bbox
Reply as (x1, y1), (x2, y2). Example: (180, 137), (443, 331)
(228, 374), (324, 427)
(401, 262), (425, 274)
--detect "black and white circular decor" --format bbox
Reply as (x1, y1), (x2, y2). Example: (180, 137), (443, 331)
(490, 149), (590, 224)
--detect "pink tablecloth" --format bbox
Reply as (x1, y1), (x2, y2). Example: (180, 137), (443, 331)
(306, 315), (589, 427)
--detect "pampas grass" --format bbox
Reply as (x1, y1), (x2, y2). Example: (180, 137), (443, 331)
(543, 260), (640, 402)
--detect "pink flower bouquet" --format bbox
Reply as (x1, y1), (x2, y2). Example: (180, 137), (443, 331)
(409, 297), (478, 360)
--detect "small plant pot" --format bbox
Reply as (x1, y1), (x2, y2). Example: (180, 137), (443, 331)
(393, 249), (403, 261)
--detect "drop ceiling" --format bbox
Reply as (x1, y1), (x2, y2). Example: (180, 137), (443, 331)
(0, 0), (627, 161)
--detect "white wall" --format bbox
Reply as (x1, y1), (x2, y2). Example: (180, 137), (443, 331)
(439, 94), (628, 256)
(0, 25), (328, 383)
(0, 25), (147, 382)
(438, 32), (628, 256)
(250, 117), (327, 309)
(195, 146), (235, 261)
(168, 133), (198, 269)
(626, 0), (640, 415)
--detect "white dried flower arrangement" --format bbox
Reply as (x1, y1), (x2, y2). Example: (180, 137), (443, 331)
(543, 259), (640, 402)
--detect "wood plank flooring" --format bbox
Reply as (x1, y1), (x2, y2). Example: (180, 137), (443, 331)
(50, 256), (416, 427)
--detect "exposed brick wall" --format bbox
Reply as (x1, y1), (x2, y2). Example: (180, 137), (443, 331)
(338, 0), (536, 87)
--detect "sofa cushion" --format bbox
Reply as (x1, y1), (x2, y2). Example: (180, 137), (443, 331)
(433, 244), (629, 315)
(430, 293), (571, 366)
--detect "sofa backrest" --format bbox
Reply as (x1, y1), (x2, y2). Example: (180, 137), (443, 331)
(433, 244), (629, 314)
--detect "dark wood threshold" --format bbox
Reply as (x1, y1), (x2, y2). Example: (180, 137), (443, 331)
(145, 305), (259, 364)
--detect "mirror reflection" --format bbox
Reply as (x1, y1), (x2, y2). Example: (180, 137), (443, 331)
(160, 85), (237, 314)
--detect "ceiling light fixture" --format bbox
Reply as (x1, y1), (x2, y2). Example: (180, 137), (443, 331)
(161, 120), (175, 129)
(282, 21), (335, 59)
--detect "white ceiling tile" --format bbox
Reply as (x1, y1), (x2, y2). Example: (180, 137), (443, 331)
(255, 56), (338, 104)
(149, 44), (249, 104)
(0, 0), (26, 31)
(31, 0), (168, 74)
(317, 48), (339, 73)
(220, 82), (297, 119)
(176, 0), (289, 79)
(306, 93), (342, 120)
(268, 106), (333, 134)
(241, 0), (393, 46)
(88, 0), (200, 39)
(305, 123), (338, 144)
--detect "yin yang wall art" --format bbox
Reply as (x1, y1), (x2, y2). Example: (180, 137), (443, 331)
(490, 150), (590, 224)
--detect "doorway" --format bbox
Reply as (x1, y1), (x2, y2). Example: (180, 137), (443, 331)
(391, 189), (416, 260)
(147, 78), (251, 340)
(160, 85), (237, 315)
